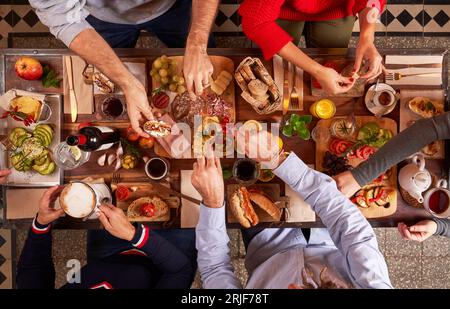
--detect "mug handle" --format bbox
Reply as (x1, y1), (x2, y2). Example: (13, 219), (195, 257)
(412, 154), (425, 171)
(436, 179), (448, 189)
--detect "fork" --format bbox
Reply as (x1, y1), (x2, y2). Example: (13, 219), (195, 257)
(111, 172), (121, 186)
(0, 135), (15, 151)
(385, 71), (440, 81)
(290, 86), (300, 110)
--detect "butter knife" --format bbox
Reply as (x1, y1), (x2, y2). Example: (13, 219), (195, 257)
(65, 56), (78, 122)
(147, 180), (202, 205)
(282, 60), (290, 115)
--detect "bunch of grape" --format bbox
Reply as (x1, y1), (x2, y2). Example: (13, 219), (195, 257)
(150, 55), (186, 94)
(322, 151), (352, 176)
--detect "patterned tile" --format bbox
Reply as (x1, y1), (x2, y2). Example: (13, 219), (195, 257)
(0, 229), (12, 289)
(387, 4), (424, 34)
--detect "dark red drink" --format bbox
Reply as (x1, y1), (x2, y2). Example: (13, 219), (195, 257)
(102, 97), (124, 118)
(428, 190), (450, 214)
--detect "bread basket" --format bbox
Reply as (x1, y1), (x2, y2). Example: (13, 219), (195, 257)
(235, 57), (281, 115)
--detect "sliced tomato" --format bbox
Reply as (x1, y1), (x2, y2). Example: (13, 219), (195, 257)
(361, 146), (376, 160)
(141, 202), (156, 217)
(329, 139), (353, 155)
(115, 186), (130, 201)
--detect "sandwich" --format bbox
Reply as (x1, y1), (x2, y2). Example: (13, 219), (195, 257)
(93, 72), (115, 93)
(143, 120), (171, 138)
(127, 196), (169, 221)
(10, 96), (42, 120)
(229, 187), (281, 228)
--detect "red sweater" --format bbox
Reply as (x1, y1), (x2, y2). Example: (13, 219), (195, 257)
(239, 0), (386, 60)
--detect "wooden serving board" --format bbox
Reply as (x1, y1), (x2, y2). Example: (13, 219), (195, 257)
(399, 89), (446, 159)
(315, 116), (398, 218)
(152, 56), (236, 159)
(226, 183), (287, 224)
(115, 182), (180, 222)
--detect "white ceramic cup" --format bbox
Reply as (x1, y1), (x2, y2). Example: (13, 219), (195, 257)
(423, 179), (450, 218)
(59, 182), (112, 219)
(373, 90), (396, 108)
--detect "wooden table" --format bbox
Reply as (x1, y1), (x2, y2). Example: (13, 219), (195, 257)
(0, 48), (449, 229)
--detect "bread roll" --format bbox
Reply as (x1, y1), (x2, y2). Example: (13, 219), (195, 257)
(249, 189), (281, 221)
(229, 187), (259, 228)
(248, 79), (269, 97)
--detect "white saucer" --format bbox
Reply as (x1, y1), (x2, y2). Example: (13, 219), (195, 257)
(365, 83), (398, 116)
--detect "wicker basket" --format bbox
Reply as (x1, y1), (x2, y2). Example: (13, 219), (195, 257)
(235, 57), (281, 115)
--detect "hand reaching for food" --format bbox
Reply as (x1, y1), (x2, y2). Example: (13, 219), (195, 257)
(183, 44), (214, 98)
(0, 169), (11, 184)
(354, 39), (383, 81)
(334, 171), (362, 198)
(314, 66), (355, 95)
(124, 81), (154, 138)
(37, 185), (65, 225)
(191, 152), (224, 209)
(98, 204), (136, 241)
(397, 221), (437, 242)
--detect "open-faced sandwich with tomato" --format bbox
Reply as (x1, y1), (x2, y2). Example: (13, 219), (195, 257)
(127, 196), (169, 222)
(352, 186), (395, 209)
(408, 97), (444, 118)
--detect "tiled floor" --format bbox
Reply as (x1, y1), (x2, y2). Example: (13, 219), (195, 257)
(1, 2), (450, 289)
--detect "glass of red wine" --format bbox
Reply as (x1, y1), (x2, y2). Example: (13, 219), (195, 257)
(101, 96), (126, 119)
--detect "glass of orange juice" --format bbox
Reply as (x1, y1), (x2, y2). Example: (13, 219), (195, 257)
(310, 99), (336, 119)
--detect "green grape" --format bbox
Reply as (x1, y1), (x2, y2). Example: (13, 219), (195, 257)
(159, 69), (168, 77)
(161, 76), (169, 84)
(150, 69), (157, 77)
(177, 85), (186, 94)
(172, 75), (180, 83)
(178, 76), (185, 85)
(161, 55), (168, 62)
(169, 83), (178, 92)
(161, 62), (169, 69)
(154, 74), (161, 82)
(153, 58), (162, 69)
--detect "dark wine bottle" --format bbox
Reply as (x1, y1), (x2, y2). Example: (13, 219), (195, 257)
(66, 126), (120, 152)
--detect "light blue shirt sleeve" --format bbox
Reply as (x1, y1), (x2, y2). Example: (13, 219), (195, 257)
(29, 0), (93, 47)
(195, 204), (242, 289)
(273, 153), (392, 289)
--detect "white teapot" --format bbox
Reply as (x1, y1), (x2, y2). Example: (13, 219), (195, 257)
(398, 154), (432, 203)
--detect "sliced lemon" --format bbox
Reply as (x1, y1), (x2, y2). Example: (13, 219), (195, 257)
(243, 120), (263, 133)
(69, 145), (82, 161)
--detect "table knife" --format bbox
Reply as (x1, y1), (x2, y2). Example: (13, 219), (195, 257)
(65, 56), (78, 123)
(148, 180), (202, 205)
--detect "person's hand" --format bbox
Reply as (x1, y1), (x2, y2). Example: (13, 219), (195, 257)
(237, 129), (282, 169)
(98, 204), (136, 241)
(123, 80), (154, 138)
(333, 171), (361, 198)
(354, 36), (383, 81)
(37, 186), (65, 225)
(397, 221), (437, 242)
(0, 169), (11, 184)
(191, 152), (224, 209)
(183, 44), (213, 99)
(314, 66), (355, 95)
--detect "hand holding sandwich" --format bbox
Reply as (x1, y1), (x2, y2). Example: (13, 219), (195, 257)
(191, 153), (224, 209)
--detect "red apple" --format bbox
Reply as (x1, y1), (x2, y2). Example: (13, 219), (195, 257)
(15, 56), (43, 80)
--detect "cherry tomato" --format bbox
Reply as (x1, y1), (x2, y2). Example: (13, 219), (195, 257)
(115, 186), (130, 201)
(141, 202), (155, 217)
(138, 136), (155, 149)
(126, 125), (140, 142)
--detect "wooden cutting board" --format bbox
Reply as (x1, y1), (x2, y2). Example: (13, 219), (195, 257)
(315, 116), (398, 218)
(153, 55), (236, 159)
(399, 89), (445, 159)
(226, 183), (287, 224)
(115, 182), (180, 222)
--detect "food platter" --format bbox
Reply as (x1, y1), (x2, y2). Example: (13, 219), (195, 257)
(115, 182), (180, 222)
(152, 55), (236, 159)
(315, 116), (398, 218)
(0, 94), (63, 187)
(399, 89), (446, 159)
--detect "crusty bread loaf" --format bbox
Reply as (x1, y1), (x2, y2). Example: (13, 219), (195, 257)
(127, 196), (169, 222)
(249, 190), (281, 221)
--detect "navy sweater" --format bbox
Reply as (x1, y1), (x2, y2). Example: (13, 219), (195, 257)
(17, 219), (194, 289)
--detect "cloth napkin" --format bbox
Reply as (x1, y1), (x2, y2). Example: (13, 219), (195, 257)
(385, 55), (443, 86)
(284, 184), (316, 223)
(6, 188), (61, 219)
(180, 170), (202, 228)
(63, 55), (94, 114)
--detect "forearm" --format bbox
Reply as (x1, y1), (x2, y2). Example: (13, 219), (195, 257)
(433, 218), (450, 237)
(69, 29), (142, 92)
(274, 153), (391, 288)
(352, 112), (450, 186)
(358, 7), (377, 41)
(187, 0), (220, 49)
(278, 42), (323, 78)
(196, 204), (242, 288)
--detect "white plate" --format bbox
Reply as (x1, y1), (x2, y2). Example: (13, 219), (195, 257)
(365, 83), (398, 116)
